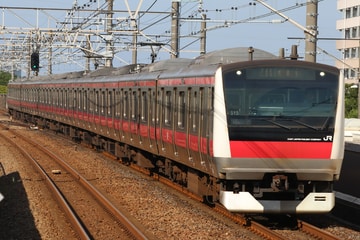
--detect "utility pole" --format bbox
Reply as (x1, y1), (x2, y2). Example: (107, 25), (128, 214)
(305, 0), (318, 62)
(171, 1), (180, 59)
(200, 14), (207, 55)
(48, 31), (53, 75)
(105, 0), (114, 67)
(256, 0), (318, 62)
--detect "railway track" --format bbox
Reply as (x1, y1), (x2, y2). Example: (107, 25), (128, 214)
(0, 123), (153, 240)
(130, 163), (342, 240)
(0, 115), (357, 239)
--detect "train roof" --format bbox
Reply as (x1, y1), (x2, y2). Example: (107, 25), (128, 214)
(191, 47), (277, 65)
(14, 47), (278, 83)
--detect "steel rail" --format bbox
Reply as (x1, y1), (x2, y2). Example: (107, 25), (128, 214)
(10, 129), (151, 240)
(298, 220), (341, 240)
(0, 130), (90, 240)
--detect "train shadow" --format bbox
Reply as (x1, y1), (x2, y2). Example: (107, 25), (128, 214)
(0, 171), (41, 239)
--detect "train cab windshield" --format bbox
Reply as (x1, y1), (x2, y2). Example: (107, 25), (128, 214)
(222, 64), (339, 141)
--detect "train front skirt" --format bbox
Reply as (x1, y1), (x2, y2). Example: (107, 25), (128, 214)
(220, 190), (335, 214)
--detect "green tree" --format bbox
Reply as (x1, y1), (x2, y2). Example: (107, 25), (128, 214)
(345, 83), (358, 118)
(0, 71), (11, 94)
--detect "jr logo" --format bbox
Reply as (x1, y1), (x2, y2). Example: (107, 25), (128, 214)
(323, 135), (333, 141)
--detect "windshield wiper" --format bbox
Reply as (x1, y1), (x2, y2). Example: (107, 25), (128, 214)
(265, 119), (291, 130)
(267, 118), (320, 131)
(291, 119), (319, 131)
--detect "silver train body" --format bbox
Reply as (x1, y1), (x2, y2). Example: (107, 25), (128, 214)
(7, 47), (344, 213)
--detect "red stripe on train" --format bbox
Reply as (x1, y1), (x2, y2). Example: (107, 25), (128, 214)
(230, 141), (332, 159)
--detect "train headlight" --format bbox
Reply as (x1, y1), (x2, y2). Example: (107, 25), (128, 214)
(319, 71), (325, 77)
(236, 70), (242, 76)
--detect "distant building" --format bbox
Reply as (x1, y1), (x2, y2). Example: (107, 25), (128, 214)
(336, 0), (360, 83)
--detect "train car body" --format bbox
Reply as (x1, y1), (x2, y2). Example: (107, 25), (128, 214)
(6, 47), (344, 214)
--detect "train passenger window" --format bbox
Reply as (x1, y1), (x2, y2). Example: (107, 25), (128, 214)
(164, 91), (172, 126)
(178, 91), (185, 129)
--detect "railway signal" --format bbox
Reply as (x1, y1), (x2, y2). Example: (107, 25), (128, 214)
(31, 53), (39, 71)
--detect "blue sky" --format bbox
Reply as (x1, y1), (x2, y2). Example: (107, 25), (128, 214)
(1, 0), (342, 73)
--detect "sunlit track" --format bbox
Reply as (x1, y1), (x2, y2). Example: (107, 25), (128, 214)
(0, 123), (152, 240)
(297, 221), (341, 240)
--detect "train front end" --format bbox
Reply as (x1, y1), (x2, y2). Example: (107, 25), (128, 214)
(213, 60), (344, 213)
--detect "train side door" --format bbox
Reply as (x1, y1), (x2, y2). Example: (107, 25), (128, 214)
(188, 88), (203, 167)
(202, 87), (214, 173)
(157, 88), (167, 157)
(149, 88), (158, 155)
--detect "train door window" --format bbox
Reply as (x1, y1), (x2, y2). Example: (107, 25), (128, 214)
(123, 90), (128, 119)
(156, 89), (162, 125)
(64, 90), (68, 108)
(115, 90), (120, 118)
(49, 89), (52, 105)
(131, 90), (138, 120)
(55, 89), (59, 106)
(99, 90), (104, 115)
(53, 89), (56, 106)
(67, 90), (71, 108)
(78, 90), (82, 111)
(39, 89), (43, 104)
(44, 89), (47, 104)
(164, 90), (172, 126)
(141, 90), (148, 122)
(60, 89), (63, 107)
(108, 89), (114, 116)
(178, 91), (185, 129)
(191, 90), (198, 132)
(48, 89), (50, 105)
(83, 90), (87, 111)
(95, 91), (99, 114)
(88, 90), (93, 113)
(73, 90), (77, 110)
(150, 90), (156, 125)
(199, 88), (204, 125)
(48, 89), (52, 105)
